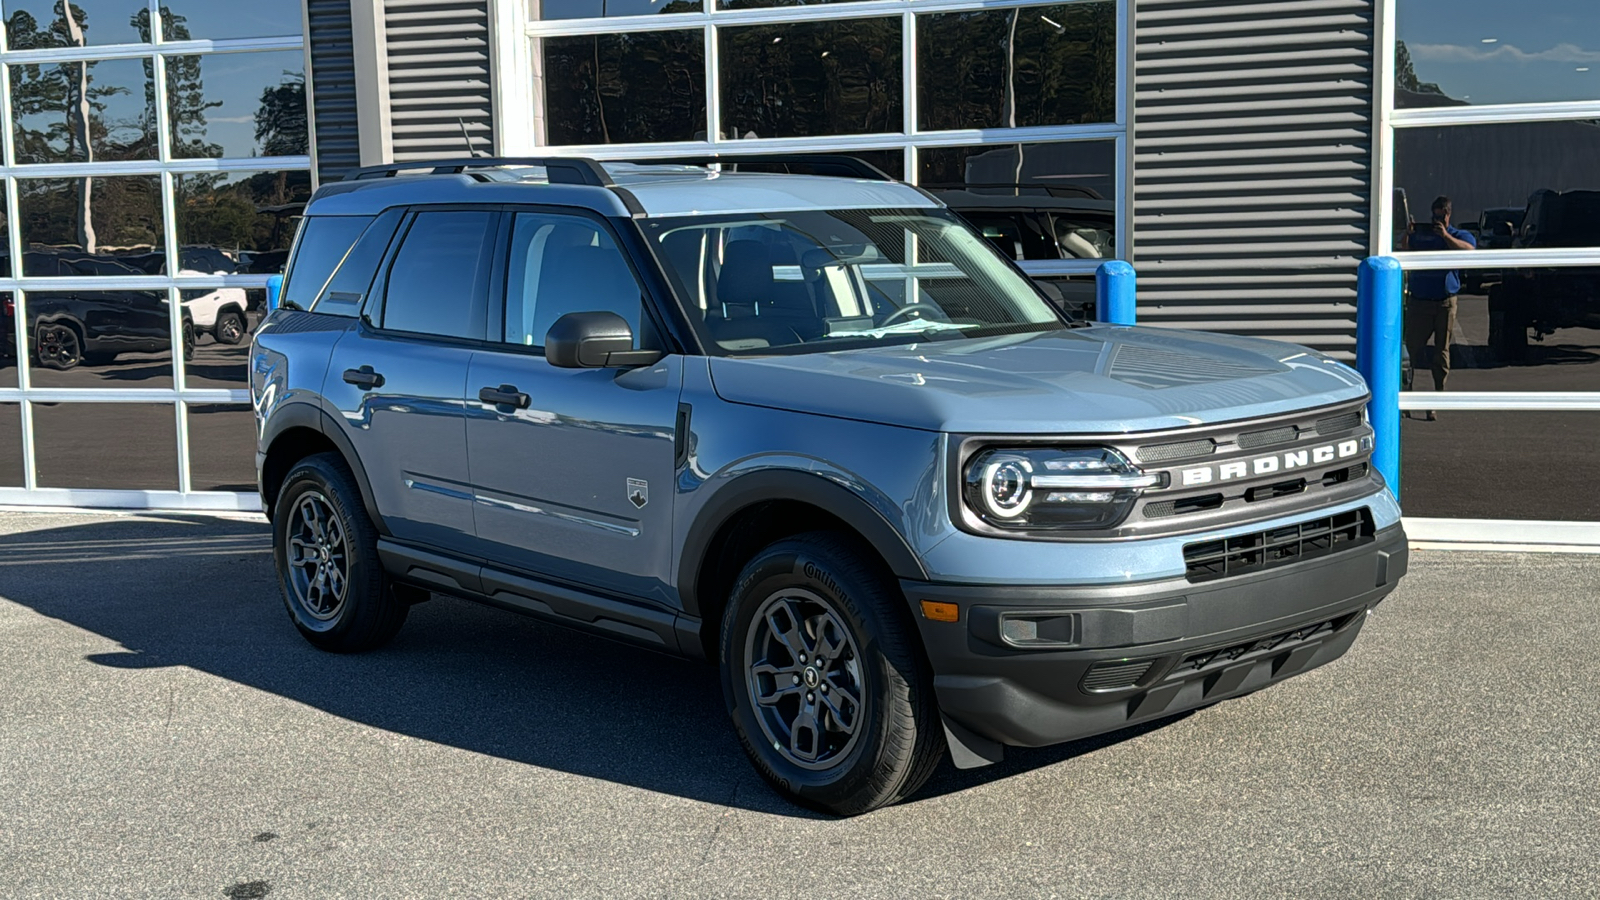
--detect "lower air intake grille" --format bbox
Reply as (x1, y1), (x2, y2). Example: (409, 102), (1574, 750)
(1183, 508), (1375, 583)
(1082, 659), (1156, 692)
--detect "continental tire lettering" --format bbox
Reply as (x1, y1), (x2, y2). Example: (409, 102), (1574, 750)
(803, 560), (844, 599)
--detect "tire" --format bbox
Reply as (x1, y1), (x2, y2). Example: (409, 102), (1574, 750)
(181, 318), (196, 360)
(34, 323), (82, 370)
(720, 532), (943, 816)
(214, 309), (247, 345)
(272, 452), (408, 652)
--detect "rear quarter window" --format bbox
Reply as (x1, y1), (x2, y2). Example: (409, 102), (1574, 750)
(282, 216), (374, 312)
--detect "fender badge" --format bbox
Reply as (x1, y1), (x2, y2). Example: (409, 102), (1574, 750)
(627, 478), (648, 509)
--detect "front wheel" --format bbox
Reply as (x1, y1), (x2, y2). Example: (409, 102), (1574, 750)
(35, 323), (82, 370)
(272, 452), (408, 652)
(720, 532), (943, 816)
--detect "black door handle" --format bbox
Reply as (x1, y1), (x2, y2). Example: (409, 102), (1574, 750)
(479, 384), (531, 409)
(342, 365), (384, 389)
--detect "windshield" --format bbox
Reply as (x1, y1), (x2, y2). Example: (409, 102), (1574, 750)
(640, 208), (1065, 356)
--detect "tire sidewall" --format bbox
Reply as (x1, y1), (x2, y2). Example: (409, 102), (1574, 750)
(273, 457), (378, 643)
(720, 539), (907, 809)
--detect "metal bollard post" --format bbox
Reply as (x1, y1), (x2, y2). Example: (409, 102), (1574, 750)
(1356, 256), (1403, 494)
(1095, 260), (1137, 325)
(266, 274), (284, 312)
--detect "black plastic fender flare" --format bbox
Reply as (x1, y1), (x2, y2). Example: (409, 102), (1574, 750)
(675, 468), (929, 619)
(260, 401), (388, 536)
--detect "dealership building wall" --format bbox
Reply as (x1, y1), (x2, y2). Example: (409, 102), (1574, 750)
(1, 0), (1596, 548)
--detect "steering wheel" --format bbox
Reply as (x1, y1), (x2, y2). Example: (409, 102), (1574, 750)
(880, 303), (948, 326)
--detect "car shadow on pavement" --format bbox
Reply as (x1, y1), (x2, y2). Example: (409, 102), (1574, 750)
(0, 515), (1180, 817)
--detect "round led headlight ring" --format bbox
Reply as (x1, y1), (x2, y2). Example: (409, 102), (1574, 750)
(981, 456), (1034, 519)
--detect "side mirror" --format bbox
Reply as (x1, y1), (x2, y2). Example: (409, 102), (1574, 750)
(545, 311), (663, 369)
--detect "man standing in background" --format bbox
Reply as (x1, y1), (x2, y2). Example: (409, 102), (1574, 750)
(1400, 195), (1476, 419)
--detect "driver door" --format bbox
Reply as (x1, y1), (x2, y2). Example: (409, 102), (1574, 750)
(465, 210), (682, 605)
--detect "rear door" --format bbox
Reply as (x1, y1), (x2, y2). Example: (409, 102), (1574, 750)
(464, 209), (683, 603)
(321, 208), (498, 557)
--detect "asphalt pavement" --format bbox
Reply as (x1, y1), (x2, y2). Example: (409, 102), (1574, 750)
(1, 511), (1597, 899)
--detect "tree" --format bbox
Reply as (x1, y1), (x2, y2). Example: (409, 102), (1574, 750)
(1396, 41), (1446, 96)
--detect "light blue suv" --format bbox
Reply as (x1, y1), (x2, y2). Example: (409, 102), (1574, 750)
(252, 156), (1407, 815)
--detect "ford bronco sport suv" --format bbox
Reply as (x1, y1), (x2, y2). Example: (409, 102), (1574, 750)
(252, 156), (1407, 815)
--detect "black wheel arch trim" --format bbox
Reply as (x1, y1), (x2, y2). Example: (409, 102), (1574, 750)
(676, 468), (929, 619)
(260, 400), (388, 536)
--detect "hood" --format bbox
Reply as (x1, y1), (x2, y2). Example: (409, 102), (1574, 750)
(707, 326), (1368, 435)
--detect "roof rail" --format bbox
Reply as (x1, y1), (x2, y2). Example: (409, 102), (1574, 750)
(637, 153), (896, 182)
(341, 156), (614, 187)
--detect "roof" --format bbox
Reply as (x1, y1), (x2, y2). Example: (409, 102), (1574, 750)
(305, 161), (939, 219)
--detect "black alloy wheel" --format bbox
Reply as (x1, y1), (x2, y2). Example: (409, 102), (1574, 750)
(273, 452), (408, 652)
(215, 310), (247, 345)
(35, 323), (82, 370)
(721, 532), (944, 816)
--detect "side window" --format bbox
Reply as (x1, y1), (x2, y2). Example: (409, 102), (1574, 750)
(381, 210), (494, 339)
(309, 209), (403, 317)
(282, 216), (373, 310)
(504, 212), (653, 349)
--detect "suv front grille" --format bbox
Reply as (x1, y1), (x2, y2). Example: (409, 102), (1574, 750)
(1082, 659), (1157, 692)
(1182, 508), (1374, 583)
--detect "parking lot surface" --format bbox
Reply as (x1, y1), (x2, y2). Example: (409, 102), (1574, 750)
(1, 511), (1597, 899)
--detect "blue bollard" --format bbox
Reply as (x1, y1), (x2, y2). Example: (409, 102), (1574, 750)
(1356, 256), (1403, 495)
(266, 274), (284, 312)
(1096, 260), (1137, 325)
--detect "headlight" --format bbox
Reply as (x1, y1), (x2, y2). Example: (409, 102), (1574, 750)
(962, 447), (1159, 531)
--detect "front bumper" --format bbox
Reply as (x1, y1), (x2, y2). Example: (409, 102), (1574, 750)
(902, 523), (1407, 751)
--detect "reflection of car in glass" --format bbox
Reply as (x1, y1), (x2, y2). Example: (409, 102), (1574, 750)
(253, 156), (1405, 816)
(176, 274), (251, 345)
(1, 251), (194, 370)
(1490, 190), (1600, 356)
(1463, 206), (1525, 294)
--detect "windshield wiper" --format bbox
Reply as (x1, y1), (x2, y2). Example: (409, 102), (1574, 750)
(825, 320), (980, 340)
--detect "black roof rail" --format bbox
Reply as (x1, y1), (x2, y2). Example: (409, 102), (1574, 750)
(635, 153), (896, 182)
(341, 156), (615, 187)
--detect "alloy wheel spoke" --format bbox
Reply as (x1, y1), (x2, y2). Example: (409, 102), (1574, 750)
(819, 686), (859, 735)
(814, 617), (849, 664)
(751, 662), (803, 706)
(765, 601), (811, 661)
(788, 705), (823, 762)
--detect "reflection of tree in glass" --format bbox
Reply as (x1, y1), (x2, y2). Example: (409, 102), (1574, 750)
(152, 9), (226, 158)
(543, 31), (704, 145)
(175, 171), (312, 258)
(719, 19), (901, 139)
(1396, 40), (1447, 97)
(6, 6), (153, 165)
(917, 3), (1115, 131)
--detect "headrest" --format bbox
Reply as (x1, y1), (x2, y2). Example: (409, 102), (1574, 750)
(717, 240), (774, 308)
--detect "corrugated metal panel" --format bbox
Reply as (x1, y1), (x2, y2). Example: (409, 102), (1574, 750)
(1132, 0), (1374, 357)
(308, 0), (361, 185)
(384, 0), (495, 161)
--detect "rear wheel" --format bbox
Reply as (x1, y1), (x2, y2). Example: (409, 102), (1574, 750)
(35, 323), (82, 370)
(214, 310), (247, 345)
(720, 532), (943, 816)
(273, 452), (408, 652)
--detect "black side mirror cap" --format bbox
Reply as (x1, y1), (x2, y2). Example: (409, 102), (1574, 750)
(545, 311), (663, 368)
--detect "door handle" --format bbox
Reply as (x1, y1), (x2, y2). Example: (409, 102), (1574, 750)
(342, 365), (384, 389)
(479, 384), (531, 409)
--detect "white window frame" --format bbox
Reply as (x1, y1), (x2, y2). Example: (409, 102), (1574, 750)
(0, 0), (311, 511)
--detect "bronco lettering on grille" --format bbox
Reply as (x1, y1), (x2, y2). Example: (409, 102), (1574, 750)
(1179, 439), (1365, 487)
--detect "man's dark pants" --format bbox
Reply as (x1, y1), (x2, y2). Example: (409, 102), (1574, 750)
(1406, 295), (1455, 391)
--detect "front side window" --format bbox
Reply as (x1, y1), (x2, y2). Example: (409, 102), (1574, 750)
(381, 211), (493, 339)
(642, 207), (1063, 355)
(504, 212), (652, 349)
